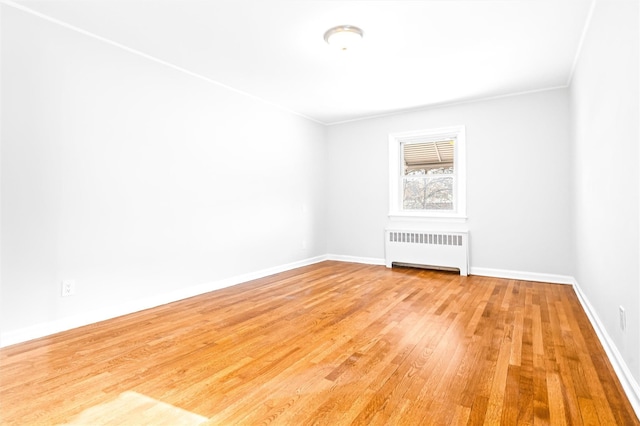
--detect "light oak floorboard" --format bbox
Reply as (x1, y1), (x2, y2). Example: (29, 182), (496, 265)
(0, 261), (637, 425)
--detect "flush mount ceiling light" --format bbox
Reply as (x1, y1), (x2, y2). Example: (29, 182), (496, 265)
(324, 25), (364, 50)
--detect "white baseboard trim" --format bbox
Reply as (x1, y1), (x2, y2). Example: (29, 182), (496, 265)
(326, 254), (386, 266)
(469, 267), (574, 285)
(571, 279), (640, 418)
(0, 255), (328, 348)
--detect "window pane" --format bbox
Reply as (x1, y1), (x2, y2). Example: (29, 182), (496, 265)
(403, 176), (453, 210)
(403, 140), (454, 175)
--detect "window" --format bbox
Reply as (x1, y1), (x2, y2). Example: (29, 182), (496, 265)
(389, 125), (466, 219)
(403, 140), (454, 210)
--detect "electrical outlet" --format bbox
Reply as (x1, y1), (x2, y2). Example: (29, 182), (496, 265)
(61, 280), (76, 297)
(619, 306), (626, 331)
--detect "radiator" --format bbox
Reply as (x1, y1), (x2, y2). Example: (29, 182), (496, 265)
(385, 229), (469, 276)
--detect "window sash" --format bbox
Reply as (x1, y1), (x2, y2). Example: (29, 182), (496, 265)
(400, 140), (457, 212)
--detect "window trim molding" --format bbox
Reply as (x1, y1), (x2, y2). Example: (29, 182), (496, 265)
(388, 125), (467, 220)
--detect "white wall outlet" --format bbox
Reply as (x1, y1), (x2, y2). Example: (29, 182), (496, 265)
(619, 305), (626, 331)
(61, 280), (76, 297)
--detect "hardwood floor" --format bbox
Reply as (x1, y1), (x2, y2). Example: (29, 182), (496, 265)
(0, 261), (637, 425)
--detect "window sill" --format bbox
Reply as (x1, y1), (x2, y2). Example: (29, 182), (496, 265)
(388, 212), (468, 224)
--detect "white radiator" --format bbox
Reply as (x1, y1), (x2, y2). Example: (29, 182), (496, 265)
(385, 229), (469, 276)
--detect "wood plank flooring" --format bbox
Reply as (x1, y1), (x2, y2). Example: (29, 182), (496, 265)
(0, 261), (637, 425)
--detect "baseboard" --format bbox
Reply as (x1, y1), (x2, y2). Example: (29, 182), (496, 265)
(0, 255), (328, 348)
(571, 279), (640, 418)
(469, 267), (574, 285)
(326, 254), (386, 265)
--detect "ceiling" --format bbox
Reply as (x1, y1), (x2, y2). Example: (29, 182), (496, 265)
(13, 0), (593, 125)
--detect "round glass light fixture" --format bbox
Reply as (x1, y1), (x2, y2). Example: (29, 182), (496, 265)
(324, 25), (364, 50)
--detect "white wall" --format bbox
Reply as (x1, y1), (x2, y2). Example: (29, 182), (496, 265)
(0, 6), (327, 338)
(326, 89), (573, 277)
(570, 0), (639, 380)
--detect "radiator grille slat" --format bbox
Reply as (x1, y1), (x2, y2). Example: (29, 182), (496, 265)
(389, 231), (463, 246)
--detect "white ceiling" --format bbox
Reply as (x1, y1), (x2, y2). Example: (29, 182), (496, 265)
(13, 0), (593, 124)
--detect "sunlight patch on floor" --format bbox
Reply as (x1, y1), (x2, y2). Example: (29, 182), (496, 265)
(61, 391), (207, 425)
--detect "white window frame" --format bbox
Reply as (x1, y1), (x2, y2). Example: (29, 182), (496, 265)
(388, 125), (466, 221)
